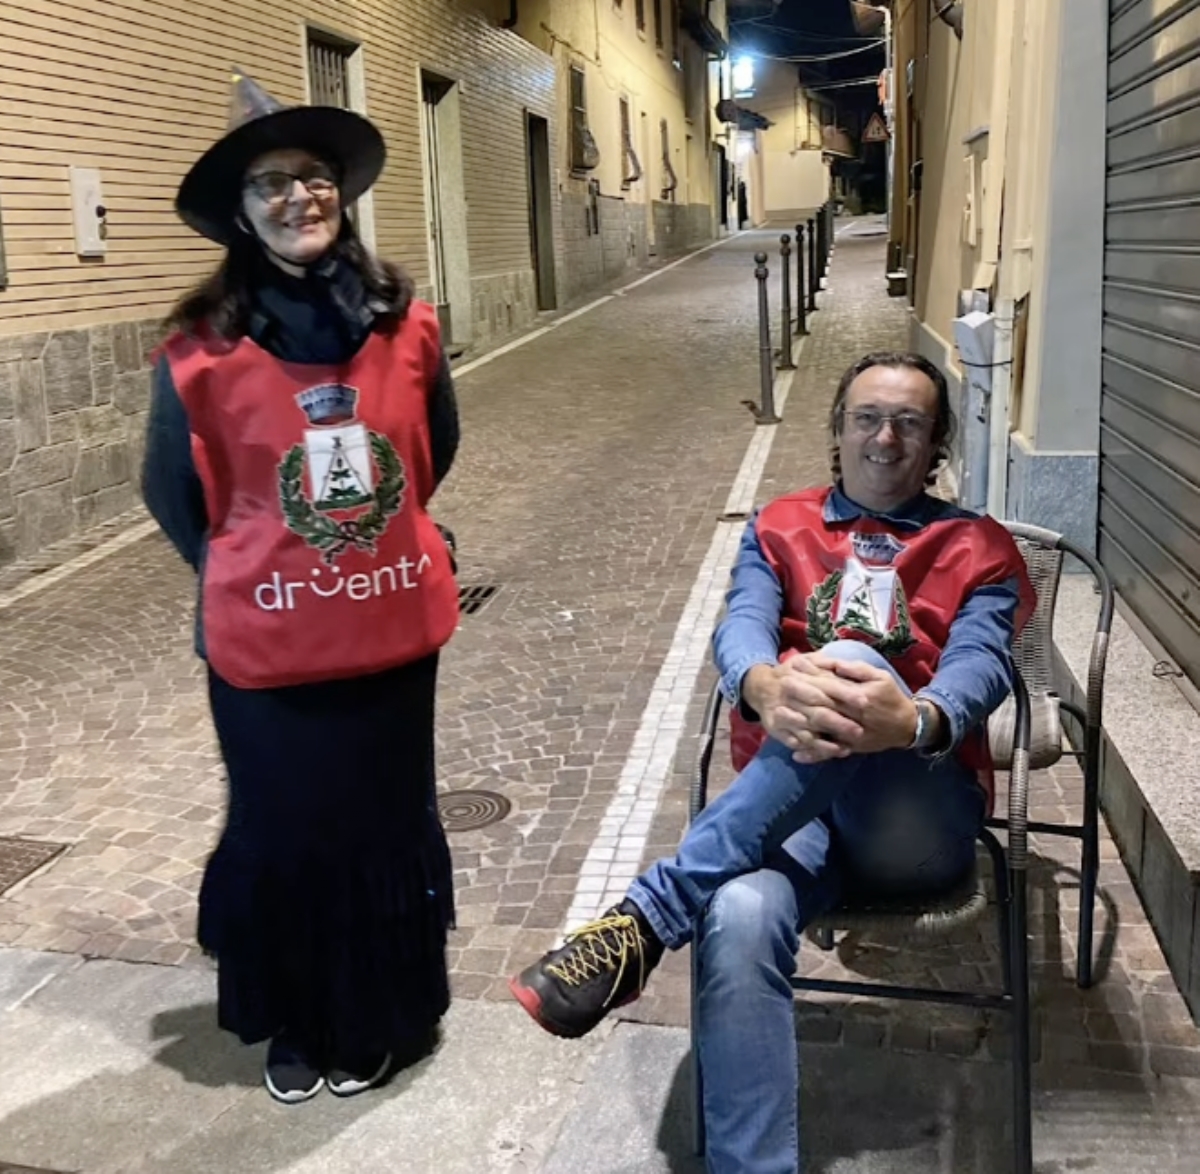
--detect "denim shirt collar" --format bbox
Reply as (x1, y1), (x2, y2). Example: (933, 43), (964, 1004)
(823, 484), (946, 532)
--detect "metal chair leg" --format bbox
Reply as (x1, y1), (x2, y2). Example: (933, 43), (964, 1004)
(982, 830), (1013, 992)
(1076, 740), (1101, 990)
(691, 936), (706, 1158)
(1010, 868), (1034, 1174)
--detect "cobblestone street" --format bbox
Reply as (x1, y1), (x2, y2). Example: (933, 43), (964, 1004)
(2, 217), (1200, 1130)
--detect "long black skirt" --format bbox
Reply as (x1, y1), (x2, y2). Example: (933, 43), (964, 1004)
(198, 654), (454, 1059)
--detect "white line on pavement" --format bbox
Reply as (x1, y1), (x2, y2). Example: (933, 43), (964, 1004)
(563, 349), (802, 929)
(451, 232), (746, 381)
(0, 517), (158, 612)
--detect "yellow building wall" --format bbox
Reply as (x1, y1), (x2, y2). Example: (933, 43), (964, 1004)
(753, 59), (830, 220)
(0, 0), (558, 337)
(517, 0), (722, 270)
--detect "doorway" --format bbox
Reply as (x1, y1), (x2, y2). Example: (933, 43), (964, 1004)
(420, 72), (472, 346)
(525, 112), (557, 311)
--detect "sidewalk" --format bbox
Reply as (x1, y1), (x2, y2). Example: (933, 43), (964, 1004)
(2, 228), (1200, 1172)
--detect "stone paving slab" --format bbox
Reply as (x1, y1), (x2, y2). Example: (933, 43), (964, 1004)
(542, 1019), (1200, 1174)
(0, 947), (602, 1174)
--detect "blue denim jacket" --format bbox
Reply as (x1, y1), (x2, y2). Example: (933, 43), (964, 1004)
(712, 487), (1022, 751)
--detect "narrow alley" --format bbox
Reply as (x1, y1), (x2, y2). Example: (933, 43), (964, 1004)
(1, 228), (1199, 1173)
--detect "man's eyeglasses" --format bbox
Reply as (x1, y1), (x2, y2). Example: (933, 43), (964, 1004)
(244, 165), (339, 205)
(838, 408), (935, 440)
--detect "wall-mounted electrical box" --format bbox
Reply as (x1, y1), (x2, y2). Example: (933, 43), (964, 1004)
(69, 167), (108, 258)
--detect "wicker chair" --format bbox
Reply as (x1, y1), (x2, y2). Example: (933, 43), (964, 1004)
(987, 522), (1114, 990)
(687, 523), (1114, 1174)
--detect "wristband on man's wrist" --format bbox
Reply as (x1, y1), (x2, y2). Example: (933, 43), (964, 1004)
(907, 698), (937, 751)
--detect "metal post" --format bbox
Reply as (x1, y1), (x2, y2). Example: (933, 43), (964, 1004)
(806, 217), (818, 313)
(752, 252), (780, 424)
(778, 235), (795, 370)
(795, 223), (808, 335)
(825, 202), (835, 274)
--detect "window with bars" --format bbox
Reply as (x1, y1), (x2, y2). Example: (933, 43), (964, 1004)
(307, 31), (353, 108)
(635, 0), (646, 33)
(569, 65), (600, 173)
(660, 118), (677, 200)
(619, 97), (642, 189)
(653, 0), (664, 48)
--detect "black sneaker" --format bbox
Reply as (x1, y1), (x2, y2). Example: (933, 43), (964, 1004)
(264, 1034), (324, 1104)
(508, 899), (665, 1039)
(327, 1051), (392, 1098)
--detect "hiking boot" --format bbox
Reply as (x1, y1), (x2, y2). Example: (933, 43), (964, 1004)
(508, 899), (665, 1039)
(264, 1034), (324, 1104)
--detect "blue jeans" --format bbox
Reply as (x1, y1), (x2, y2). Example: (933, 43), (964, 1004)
(626, 642), (985, 1174)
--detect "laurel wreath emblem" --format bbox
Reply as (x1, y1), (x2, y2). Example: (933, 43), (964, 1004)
(278, 431), (406, 565)
(804, 569), (916, 659)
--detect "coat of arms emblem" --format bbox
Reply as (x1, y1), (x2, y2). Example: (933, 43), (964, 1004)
(278, 384), (406, 565)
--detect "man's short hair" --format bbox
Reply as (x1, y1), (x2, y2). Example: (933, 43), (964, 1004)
(828, 351), (957, 486)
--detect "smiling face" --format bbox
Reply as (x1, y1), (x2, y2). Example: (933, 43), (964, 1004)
(836, 363), (941, 513)
(241, 148), (342, 268)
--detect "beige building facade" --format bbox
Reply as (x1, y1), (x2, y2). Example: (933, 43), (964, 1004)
(0, 0), (561, 564)
(510, 0), (732, 302)
(889, 0), (1200, 1019)
(737, 57), (833, 227)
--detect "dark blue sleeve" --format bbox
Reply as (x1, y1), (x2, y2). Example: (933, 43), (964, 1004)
(142, 356), (208, 571)
(918, 576), (1022, 748)
(429, 350), (459, 490)
(712, 513), (784, 707)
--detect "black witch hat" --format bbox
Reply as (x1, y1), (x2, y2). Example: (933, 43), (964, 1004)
(176, 68), (386, 245)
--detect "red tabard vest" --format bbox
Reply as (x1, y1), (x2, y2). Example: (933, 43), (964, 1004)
(729, 488), (1036, 809)
(165, 301), (459, 689)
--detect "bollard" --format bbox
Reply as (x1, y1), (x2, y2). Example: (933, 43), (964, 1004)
(824, 202), (835, 275)
(795, 223), (808, 336)
(806, 217), (818, 313)
(817, 205), (828, 287)
(778, 235), (796, 370)
(751, 252), (780, 424)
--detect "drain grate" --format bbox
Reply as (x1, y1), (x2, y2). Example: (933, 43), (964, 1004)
(437, 790), (512, 832)
(458, 584), (499, 617)
(0, 838), (67, 896)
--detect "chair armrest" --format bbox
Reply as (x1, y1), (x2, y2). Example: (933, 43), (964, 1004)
(1007, 669), (1033, 871)
(1054, 534), (1114, 769)
(691, 678), (725, 821)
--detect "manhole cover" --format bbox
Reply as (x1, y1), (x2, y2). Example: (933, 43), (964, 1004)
(437, 790), (511, 832)
(0, 838), (67, 896)
(458, 584), (499, 617)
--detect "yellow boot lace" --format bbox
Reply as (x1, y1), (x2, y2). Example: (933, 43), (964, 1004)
(545, 911), (648, 1007)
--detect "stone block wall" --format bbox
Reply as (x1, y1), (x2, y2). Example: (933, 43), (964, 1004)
(652, 201), (715, 258)
(0, 321), (159, 566)
(559, 189), (651, 306)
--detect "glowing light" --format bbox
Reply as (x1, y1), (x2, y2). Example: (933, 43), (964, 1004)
(732, 55), (755, 96)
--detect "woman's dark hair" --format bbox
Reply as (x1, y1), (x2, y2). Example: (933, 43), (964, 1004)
(828, 351), (957, 486)
(166, 215), (414, 339)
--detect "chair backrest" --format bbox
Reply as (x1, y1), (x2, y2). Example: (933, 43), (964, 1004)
(1008, 531), (1063, 697)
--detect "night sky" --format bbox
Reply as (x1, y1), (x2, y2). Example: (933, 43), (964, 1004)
(729, 0), (887, 116)
(729, 1), (890, 206)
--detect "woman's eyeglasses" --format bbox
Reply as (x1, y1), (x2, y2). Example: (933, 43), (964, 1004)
(838, 408), (935, 439)
(244, 166), (339, 205)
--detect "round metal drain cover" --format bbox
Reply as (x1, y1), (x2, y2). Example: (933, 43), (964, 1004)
(437, 789), (511, 832)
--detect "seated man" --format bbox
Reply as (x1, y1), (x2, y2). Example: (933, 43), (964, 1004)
(510, 351), (1034, 1174)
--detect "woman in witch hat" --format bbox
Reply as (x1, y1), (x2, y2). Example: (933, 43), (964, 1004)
(143, 69), (461, 1104)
